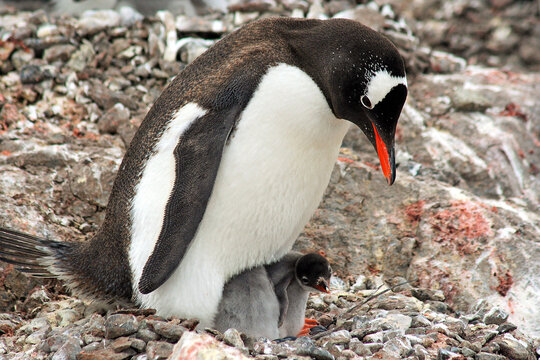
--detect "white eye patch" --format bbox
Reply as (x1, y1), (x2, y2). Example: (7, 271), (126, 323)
(364, 69), (407, 107)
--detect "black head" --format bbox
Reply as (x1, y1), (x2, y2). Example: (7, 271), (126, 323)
(295, 253), (332, 293)
(285, 18), (408, 185)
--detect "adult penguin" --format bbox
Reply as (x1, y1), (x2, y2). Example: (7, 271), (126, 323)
(0, 18), (407, 326)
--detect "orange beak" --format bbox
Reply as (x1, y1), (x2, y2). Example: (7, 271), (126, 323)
(373, 123), (393, 185)
(314, 280), (330, 293)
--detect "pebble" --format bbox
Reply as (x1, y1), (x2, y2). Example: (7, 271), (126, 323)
(146, 340), (173, 360)
(104, 314), (139, 339)
(483, 307), (509, 325)
(317, 329), (351, 346)
(496, 334), (530, 360)
(0, 4), (538, 360)
(451, 88), (492, 112)
(171, 331), (249, 360)
(76, 10), (121, 36)
(223, 328), (245, 349)
(295, 336), (334, 360)
(147, 320), (185, 342)
(51, 337), (82, 360)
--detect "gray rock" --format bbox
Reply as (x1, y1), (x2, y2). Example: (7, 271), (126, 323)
(51, 336), (82, 360)
(76, 10), (121, 36)
(483, 307), (509, 325)
(147, 320), (185, 342)
(223, 328), (245, 349)
(20, 65), (46, 84)
(104, 314), (139, 339)
(136, 328), (159, 343)
(67, 40), (95, 72)
(451, 88), (491, 112)
(25, 326), (51, 344)
(97, 103), (130, 135)
(382, 336), (413, 357)
(84, 314), (106, 338)
(348, 338), (371, 356)
(295, 337), (335, 360)
(411, 315), (432, 328)
(475, 352), (507, 360)
(413, 344), (429, 360)
(411, 289), (445, 302)
(11, 49), (35, 70)
(437, 348), (462, 359)
(496, 335), (531, 360)
(44, 44), (77, 63)
(145, 340), (173, 360)
(317, 330), (351, 346)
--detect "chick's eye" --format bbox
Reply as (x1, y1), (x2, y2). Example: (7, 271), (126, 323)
(361, 95), (373, 109)
(301, 276), (309, 284)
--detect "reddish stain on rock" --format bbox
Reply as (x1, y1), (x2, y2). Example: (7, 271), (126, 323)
(429, 200), (492, 255)
(405, 200), (425, 226)
(495, 270), (513, 297)
(499, 102), (527, 121)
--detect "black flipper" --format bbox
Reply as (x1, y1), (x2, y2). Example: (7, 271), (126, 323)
(138, 105), (243, 294)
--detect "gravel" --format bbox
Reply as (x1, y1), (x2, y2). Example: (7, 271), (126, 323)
(0, 0), (539, 358)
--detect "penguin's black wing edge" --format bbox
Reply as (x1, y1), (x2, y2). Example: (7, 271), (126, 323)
(138, 104), (243, 294)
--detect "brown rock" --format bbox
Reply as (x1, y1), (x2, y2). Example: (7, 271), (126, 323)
(97, 103), (130, 135)
(78, 348), (132, 360)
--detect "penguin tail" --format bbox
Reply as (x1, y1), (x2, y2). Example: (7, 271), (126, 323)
(0, 227), (72, 279)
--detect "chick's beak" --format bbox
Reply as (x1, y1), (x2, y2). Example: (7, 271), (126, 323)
(314, 279), (330, 293)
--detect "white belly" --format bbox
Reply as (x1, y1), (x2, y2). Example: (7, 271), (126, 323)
(130, 63), (350, 325)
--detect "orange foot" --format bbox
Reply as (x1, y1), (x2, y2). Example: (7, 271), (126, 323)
(296, 318), (319, 337)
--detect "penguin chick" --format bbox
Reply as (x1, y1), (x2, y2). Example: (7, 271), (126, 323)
(267, 252), (331, 338)
(0, 18), (407, 325)
(213, 265), (280, 339)
(214, 252), (330, 339)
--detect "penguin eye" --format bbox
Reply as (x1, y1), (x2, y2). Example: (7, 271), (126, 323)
(361, 95), (374, 109)
(301, 276), (309, 284)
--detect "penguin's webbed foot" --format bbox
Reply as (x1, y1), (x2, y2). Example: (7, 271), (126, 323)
(296, 318), (319, 337)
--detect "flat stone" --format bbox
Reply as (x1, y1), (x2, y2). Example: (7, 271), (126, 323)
(104, 314), (139, 339)
(136, 328), (159, 342)
(317, 330), (351, 346)
(147, 320), (185, 342)
(475, 352), (507, 360)
(451, 89), (491, 112)
(110, 337), (133, 352)
(78, 348), (132, 360)
(410, 288), (445, 302)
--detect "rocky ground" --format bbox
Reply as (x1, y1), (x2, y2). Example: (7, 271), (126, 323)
(0, 0), (539, 359)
